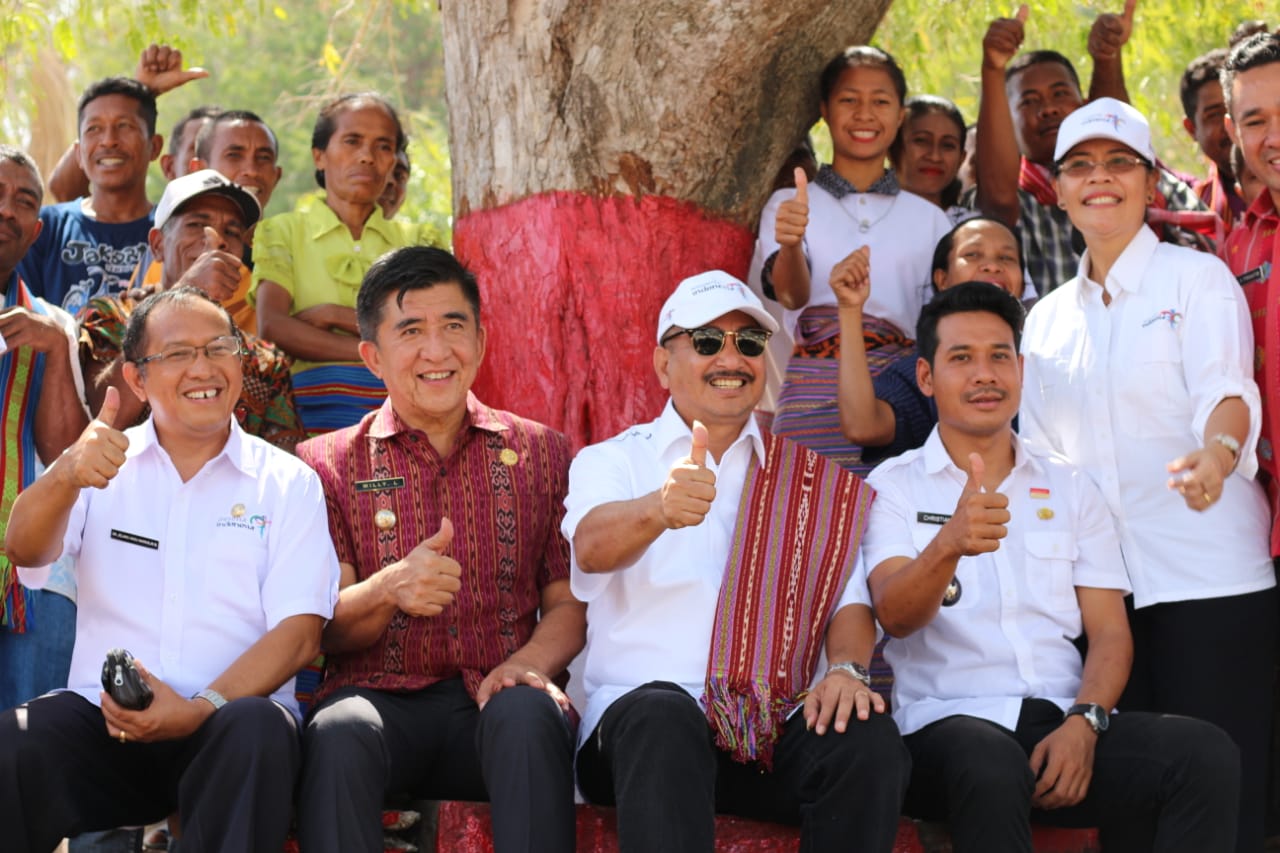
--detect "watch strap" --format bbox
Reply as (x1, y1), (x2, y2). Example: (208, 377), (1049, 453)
(825, 661), (871, 686)
(192, 688), (228, 710)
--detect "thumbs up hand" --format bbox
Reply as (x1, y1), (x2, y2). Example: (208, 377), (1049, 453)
(983, 5), (1028, 72)
(385, 517), (464, 617)
(175, 226), (242, 304)
(1089, 0), (1137, 60)
(774, 168), (810, 249)
(60, 385), (131, 489)
(938, 453), (1010, 558)
(659, 421), (718, 529)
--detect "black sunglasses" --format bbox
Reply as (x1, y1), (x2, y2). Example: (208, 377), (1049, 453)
(660, 326), (772, 358)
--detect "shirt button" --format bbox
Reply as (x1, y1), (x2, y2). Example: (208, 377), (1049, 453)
(448, 625), (458, 638)
(353, 243), (362, 253)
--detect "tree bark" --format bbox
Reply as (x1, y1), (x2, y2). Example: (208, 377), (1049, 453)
(441, 0), (892, 447)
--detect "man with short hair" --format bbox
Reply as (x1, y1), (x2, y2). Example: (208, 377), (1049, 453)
(0, 286), (340, 852)
(1181, 48), (1246, 232)
(18, 77), (161, 316)
(80, 169), (304, 453)
(565, 270), (908, 853)
(863, 281), (1240, 853)
(0, 145), (88, 712)
(974, 7), (1215, 293)
(296, 245), (584, 853)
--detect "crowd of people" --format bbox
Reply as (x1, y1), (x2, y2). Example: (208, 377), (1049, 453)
(0, 9), (1278, 853)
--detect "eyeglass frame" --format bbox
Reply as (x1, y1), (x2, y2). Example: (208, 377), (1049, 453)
(133, 334), (245, 369)
(1053, 154), (1150, 179)
(659, 326), (773, 357)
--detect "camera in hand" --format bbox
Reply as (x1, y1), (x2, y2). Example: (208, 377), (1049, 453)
(100, 648), (153, 711)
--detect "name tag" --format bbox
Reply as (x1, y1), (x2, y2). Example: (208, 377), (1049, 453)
(916, 511), (952, 525)
(111, 529), (159, 550)
(1237, 263), (1270, 287)
(354, 477), (406, 493)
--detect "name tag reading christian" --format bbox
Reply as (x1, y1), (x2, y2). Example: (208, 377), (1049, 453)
(111, 529), (159, 550)
(916, 512), (952, 526)
(354, 477), (407, 493)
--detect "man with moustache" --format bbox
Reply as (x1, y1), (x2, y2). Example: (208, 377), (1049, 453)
(564, 270), (908, 853)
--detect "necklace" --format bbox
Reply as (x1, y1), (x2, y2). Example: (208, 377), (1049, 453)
(857, 193), (899, 233)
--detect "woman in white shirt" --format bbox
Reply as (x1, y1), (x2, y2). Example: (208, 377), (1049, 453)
(1019, 98), (1274, 853)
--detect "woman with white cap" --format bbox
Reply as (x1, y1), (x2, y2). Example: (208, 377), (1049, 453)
(1019, 97), (1274, 853)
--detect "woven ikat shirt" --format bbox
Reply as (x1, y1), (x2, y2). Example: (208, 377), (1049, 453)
(299, 394), (571, 703)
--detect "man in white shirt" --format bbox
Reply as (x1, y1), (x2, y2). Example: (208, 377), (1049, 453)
(564, 270), (908, 853)
(863, 282), (1239, 853)
(0, 286), (340, 853)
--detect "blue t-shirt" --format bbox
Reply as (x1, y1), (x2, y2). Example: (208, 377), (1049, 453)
(862, 345), (937, 467)
(17, 200), (151, 316)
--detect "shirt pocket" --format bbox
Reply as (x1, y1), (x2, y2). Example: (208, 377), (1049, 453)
(1024, 531), (1077, 612)
(912, 525), (980, 611)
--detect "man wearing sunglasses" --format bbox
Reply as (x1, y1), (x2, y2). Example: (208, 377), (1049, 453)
(564, 270), (909, 853)
(0, 286), (341, 852)
(79, 169), (305, 452)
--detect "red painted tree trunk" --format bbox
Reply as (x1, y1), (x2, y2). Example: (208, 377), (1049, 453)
(441, 1), (892, 447)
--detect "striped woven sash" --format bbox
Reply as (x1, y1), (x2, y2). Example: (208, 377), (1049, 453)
(702, 428), (874, 768)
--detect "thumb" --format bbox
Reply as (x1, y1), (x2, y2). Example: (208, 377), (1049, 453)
(794, 168), (809, 206)
(97, 385), (121, 429)
(855, 245), (870, 264)
(203, 226), (221, 252)
(690, 421), (709, 468)
(423, 516), (454, 553)
(965, 452), (986, 495)
(180, 67), (210, 83)
(1121, 0), (1137, 24)
(1015, 3), (1029, 22)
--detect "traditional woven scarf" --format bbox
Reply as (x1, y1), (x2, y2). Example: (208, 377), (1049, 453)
(0, 277), (48, 632)
(702, 428), (874, 768)
(1019, 157), (1058, 208)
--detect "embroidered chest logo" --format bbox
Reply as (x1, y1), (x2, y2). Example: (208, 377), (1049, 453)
(1141, 309), (1182, 329)
(216, 511), (272, 539)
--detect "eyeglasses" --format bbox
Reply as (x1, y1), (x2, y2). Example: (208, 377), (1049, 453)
(1056, 155), (1147, 179)
(660, 327), (772, 358)
(135, 335), (243, 369)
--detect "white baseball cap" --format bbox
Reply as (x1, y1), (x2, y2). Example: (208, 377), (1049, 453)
(1052, 97), (1155, 165)
(656, 270), (780, 343)
(153, 169), (262, 231)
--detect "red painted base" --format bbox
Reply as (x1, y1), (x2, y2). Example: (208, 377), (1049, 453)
(454, 192), (756, 449)
(435, 801), (1101, 853)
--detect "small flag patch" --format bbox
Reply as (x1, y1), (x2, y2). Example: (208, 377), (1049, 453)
(1030, 487), (1050, 500)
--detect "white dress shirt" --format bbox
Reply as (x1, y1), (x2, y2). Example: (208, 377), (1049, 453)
(757, 180), (951, 338)
(1020, 226), (1273, 608)
(863, 429), (1131, 736)
(563, 401), (868, 746)
(59, 418), (341, 717)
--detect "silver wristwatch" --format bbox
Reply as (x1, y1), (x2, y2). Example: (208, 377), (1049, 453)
(192, 688), (228, 710)
(826, 661), (871, 686)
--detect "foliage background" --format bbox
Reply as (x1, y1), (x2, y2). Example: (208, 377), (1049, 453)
(1, 0), (1274, 238)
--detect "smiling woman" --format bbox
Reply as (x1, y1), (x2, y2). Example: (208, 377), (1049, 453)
(251, 92), (436, 435)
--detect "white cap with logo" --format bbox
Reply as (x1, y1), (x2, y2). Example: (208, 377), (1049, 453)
(1052, 97), (1155, 165)
(153, 169), (262, 231)
(656, 270), (780, 343)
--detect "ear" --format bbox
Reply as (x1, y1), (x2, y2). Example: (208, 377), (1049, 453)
(892, 105), (907, 135)
(357, 339), (383, 379)
(915, 356), (934, 397)
(159, 154), (176, 182)
(1225, 114), (1239, 146)
(312, 146), (326, 171)
(121, 362), (147, 405)
(148, 134), (163, 163)
(189, 157), (206, 173)
(474, 323), (487, 370)
(932, 267), (949, 291)
(1182, 117), (1198, 140)
(653, 344), (672, 391)
(147, 227), (165, 261)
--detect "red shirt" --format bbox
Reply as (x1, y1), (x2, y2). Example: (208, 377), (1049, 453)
(299, 394), (572, 701)
(1222, 190), (1280, 554)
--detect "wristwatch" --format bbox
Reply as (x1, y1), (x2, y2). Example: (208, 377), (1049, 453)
(192, 688), (228, 711)
(826, 661), (871, 687)
(1210, 433), (1241, 472)
(1064, 702), (1109, 735)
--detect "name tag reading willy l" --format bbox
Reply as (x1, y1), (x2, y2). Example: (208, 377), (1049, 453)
(354, 477), (406, 493)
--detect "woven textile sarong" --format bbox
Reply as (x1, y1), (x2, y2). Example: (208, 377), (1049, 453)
(702, 427), (873, 768)
(293, 363), (387, 436)
(773, 306), (910, 474)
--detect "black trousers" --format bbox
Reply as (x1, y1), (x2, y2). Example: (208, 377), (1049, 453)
(0, 691), (299, 853)
(297, 677), (576, 853)
(575, 681), (910, 853)
(903, 698), (1240, 853)
(1120, 587), (1277, 853)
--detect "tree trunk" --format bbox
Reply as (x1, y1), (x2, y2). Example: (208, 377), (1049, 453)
(441, 0), (892, 447)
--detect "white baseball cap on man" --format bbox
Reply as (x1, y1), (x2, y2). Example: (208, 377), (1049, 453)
(1052, 97), (1155, 164)
(153, 169), (262, 231)
(657, 270), (780, 343)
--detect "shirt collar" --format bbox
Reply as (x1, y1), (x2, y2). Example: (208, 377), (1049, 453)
(368, 392), (509, 441)
(1075, 225), (1158, 304)
(1241, 190), (1280, 229)
(306, 200), (399, 243)
(130, 416), (253, 475)
(653, 399), (767, 468)
(920, 425), (1030, 479)
(814, 164), (901, 199)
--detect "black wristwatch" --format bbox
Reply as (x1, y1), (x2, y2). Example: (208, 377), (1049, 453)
(1064, 702), (1109, 735)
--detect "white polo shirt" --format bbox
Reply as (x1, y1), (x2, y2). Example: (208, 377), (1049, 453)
(1020, 226), (1273, 609)
(757, 169), (951, 338)
(60, 418), (341, 717)
(863, 429), (1130, 736)
(563, 401), (869, 746)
